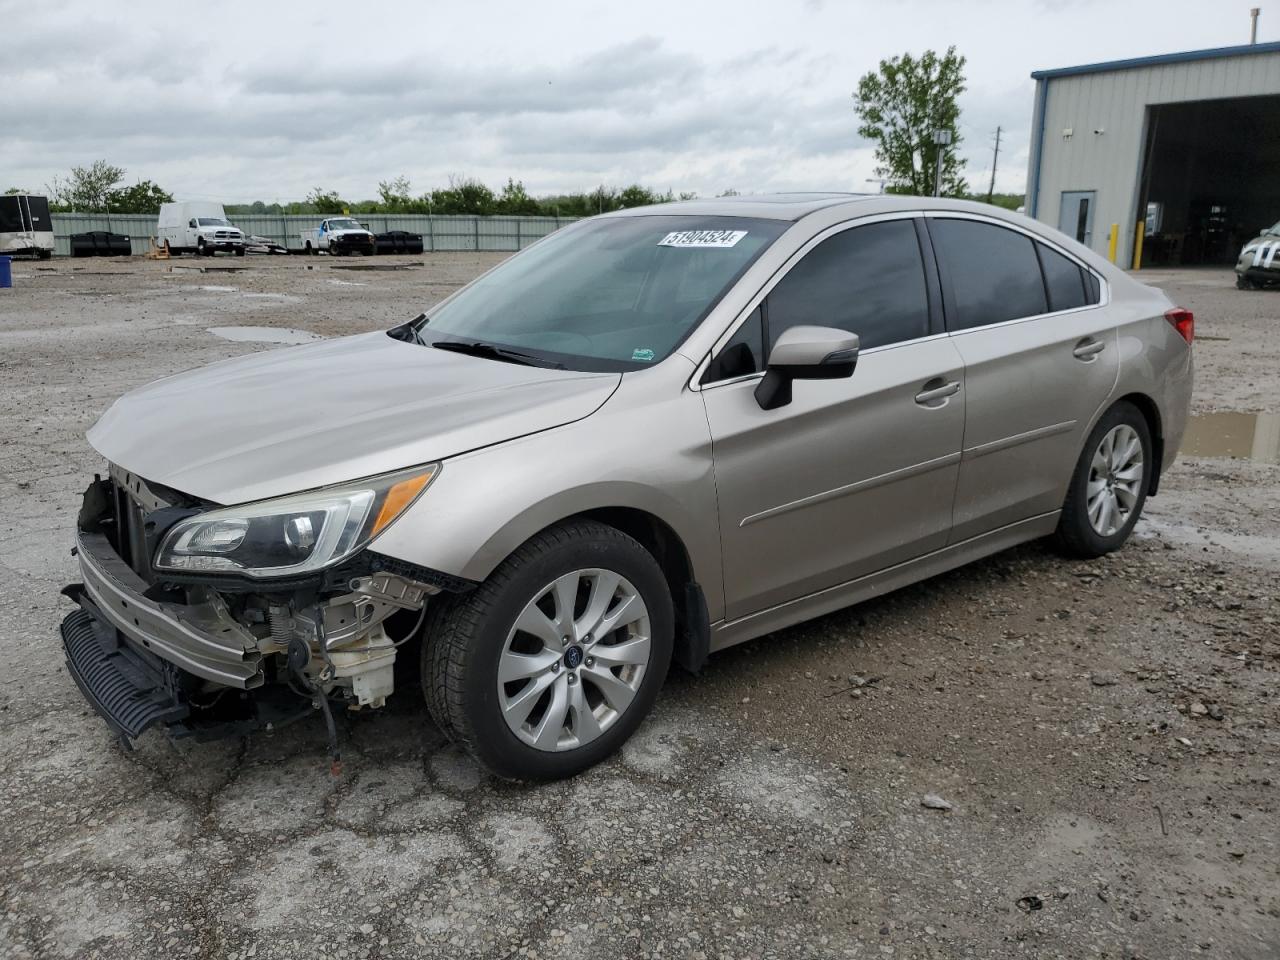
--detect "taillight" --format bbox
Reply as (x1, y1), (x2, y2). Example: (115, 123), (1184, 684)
(1165, 307), (1194, 344)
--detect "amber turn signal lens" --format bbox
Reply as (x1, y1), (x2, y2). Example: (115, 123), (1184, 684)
(371, 469), (436, 536)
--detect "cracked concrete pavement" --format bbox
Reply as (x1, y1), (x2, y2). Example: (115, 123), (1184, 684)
(0, 257), (1277, 958)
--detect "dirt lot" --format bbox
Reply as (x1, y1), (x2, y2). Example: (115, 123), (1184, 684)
(0, 256), (1277, 959)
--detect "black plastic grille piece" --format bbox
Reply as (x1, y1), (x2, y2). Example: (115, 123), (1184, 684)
(60, 609), (188, 739)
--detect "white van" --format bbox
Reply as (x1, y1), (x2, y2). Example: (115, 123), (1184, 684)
(157, 202), (245, 257)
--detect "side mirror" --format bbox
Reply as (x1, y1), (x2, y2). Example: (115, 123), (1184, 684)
(754, 326), (859, 410)
(188, 219), (197, 228)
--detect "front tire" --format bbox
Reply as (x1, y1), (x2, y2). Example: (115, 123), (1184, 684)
(422, 520), (674, 780)
(1054, 401), (1152, 558)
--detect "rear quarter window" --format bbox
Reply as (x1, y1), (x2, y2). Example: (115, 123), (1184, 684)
(930, 218), (1048, 329)
(1036, 242), (1090, 312)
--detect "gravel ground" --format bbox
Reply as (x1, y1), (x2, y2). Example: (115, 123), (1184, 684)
(0, 256), (1276, 959)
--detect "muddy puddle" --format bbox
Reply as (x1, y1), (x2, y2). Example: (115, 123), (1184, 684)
(1180, 411), (1280, 464)
(206, 326), (322, 345)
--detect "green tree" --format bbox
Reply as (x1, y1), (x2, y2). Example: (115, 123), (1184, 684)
(377, 176), (413, 211)
(105, 180), (174, 214)
(495, 179), (541, 216)
(46, 160), (126, 211)
(306, 188), (347, 214)
(4, 187), (28, 195)
(854, 47), (968, 197)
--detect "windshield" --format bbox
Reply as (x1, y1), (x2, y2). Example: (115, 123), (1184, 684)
(416, 215), (785, 371)
(197, 218), (231, 227)
(328, 218), (362, 231)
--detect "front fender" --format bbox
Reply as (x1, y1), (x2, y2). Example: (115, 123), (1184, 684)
(369, 380), (725, 620)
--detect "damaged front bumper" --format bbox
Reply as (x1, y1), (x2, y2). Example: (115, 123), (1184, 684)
(60, 470), (472, 745)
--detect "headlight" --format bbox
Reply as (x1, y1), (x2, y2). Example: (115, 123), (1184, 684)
(154, 465), (438, 578)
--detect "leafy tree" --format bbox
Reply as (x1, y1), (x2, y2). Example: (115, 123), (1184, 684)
(377, 176), (414, 211)
(965, 191), (1024, 211)
(495, 179), (541, 216)
(105, 180), (174, 214)
(47, 160), (127, 211)
(854, 47), (968, 197)
(5, 187), (28, 195)
(306, 188), (347, 214)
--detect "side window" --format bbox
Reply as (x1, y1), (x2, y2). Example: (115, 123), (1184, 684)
(930, 219), (1048, 329)
(1036, 242), (1089, 312)
(765, 219), (930, 353)
(702, 306), (764, 384)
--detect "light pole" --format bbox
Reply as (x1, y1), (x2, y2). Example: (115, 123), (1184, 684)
(932, 129), (953, 197)
(865, 178), (888, 194)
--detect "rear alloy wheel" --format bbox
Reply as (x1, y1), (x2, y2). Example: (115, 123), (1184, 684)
(422, 520), (673, 780)
(1054, 401), (1152, 557)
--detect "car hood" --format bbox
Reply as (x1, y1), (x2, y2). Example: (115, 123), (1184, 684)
(88, 332), (621, 504)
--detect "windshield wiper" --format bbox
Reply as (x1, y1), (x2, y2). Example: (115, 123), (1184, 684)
(430, 339), (564, 369)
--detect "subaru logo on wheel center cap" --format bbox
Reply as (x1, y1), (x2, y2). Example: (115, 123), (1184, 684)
(564, 645), (584, 670)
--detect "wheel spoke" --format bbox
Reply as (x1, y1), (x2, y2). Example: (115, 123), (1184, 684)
(514, 604), (561, 649)
(581, 663), (636, 713)
(567, 680), (603, 744)
(1086, 478), (1107, 499)
(1088, 492), (1105, 524)
(550, 572), (580, 636)
(498, 648), (560, 684)
(530, 679), (570, 750)
(577, 570), (621, 639)
(502, 671), (557, 728)
(1114, 483), (1138, 510)
(1114, 463), (1143, 483)
(590, 635), (651, 668)
(594, 593), (647, 639)
(1098, 491), (1116, 535)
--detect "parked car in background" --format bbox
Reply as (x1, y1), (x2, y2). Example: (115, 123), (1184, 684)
(302, 217), (376, 256)
(1236, 220), (1280, 288)
(0, 194), (54, 259)
(60, 195), (1193, 781)
(157, 202), (245, 257)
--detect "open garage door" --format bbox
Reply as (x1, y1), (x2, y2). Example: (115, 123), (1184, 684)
(1136, 94), (1280, 267)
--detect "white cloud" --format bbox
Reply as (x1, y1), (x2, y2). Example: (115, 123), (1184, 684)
(0, 0), (1256, 201)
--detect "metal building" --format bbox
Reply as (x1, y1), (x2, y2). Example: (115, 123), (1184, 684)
(1026, 40), (1280, 269)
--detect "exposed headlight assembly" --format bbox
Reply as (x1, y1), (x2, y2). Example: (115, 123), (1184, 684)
(154, 465), (438, 578)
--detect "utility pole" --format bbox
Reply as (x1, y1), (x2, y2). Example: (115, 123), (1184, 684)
(986, 126), (1003, 203)
(1251, 7), (1260, 43)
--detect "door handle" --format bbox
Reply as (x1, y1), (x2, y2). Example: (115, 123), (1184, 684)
(1073, 338), (1106, 360)
(914, 379), (961, 405)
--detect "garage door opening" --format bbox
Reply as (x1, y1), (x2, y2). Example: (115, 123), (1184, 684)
(1136, 94), (1280, 267)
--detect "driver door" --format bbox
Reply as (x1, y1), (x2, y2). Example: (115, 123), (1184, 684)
(701, 215), (966, 621)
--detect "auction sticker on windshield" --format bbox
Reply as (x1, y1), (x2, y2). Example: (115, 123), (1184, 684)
(658, 230), (747, 248)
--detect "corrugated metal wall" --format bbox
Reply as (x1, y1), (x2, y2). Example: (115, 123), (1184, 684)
(49, 213), (577, 257)
(1028, 49), (1280, 266)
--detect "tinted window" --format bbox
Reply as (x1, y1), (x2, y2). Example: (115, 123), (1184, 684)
(764, 219), (930, 353)
(1036, 242), (1088, 312)
(1083, 270), (1101, 305)
(931, 219), (1048, 329)
(703, 306), (764, 383)
(0, 196), (20, 233)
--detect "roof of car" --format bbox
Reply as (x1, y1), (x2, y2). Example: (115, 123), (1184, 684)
(600, 192), (1012, 222)
(602, 193), (880, 221)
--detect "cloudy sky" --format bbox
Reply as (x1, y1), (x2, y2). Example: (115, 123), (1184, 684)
(0, 0), (1265, 203)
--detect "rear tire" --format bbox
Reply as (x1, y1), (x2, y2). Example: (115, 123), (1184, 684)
(421, 520), (674, 780)
(1054, 401), (1152, 558)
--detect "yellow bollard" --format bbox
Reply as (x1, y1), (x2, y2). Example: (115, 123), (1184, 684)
(1107, 223), (1118, 263)
(1131, 221), (1145, 270)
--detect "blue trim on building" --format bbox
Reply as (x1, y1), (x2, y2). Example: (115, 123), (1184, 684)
(1031, 41), (1280, 80)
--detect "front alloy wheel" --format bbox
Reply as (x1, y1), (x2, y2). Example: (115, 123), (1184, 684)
(499, 568), (651, 752)
(422, 520), (673, 780)
(1086, 424), (1145, 537)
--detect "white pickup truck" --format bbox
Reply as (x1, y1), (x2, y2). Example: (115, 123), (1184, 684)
(301, 217), (376, 256)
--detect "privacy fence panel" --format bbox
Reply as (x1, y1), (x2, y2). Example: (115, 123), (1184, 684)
(50, 213), (575, 255)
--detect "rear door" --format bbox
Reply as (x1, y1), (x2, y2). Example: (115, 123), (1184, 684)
(926, 215), (1117, 542)
(702, 214), (966, 621)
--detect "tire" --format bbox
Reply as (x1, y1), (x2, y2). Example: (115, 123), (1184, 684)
(1054, 401), (1152, 558)
(422, 520), (674, 780)
(1236, 274), (1254, 290)
(234, 246), (245, 257)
